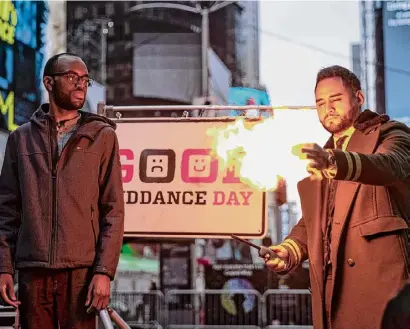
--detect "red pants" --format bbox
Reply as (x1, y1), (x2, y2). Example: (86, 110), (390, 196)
(18, 267), (95, 329)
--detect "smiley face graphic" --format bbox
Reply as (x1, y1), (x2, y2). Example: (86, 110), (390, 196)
(188, 154), (212, 178)
(139, 149), (176, 183)
(181, 149), (218, 183)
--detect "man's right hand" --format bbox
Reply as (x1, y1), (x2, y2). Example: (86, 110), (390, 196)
(265, 245), (290, 272)
(0, 274), (20, 308)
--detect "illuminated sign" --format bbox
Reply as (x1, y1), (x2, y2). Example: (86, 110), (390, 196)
(383, 1), (410, 124)
(0, 0), (48, 132)
(228, 87), (272, 118)
(0, 0), (17, 45)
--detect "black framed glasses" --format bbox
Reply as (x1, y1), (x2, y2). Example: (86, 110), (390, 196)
(49, 71), (93, 87)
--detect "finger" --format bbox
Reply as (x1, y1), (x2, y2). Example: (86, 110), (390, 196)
(266, 258), (286, 271)
(92, 291), (101, 310)
(1, 287), (19, 308)
(269, 245), (288, 259)
(307, 167), (323, 181)
(95, 298), (104, 311)
(7, 283), (17, 302)
(87, 305), (94, 314)
(101, 295), (110, 310)
(86, 284), (93, 306)
(291, 143), (316, 158)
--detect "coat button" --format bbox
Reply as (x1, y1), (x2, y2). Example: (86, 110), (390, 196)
(347, 258), (355, 267)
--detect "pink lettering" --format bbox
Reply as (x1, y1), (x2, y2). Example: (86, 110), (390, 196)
(239, 191), (253, 206)
(120, 149), (134, 183)
(213, 191), (225, 205)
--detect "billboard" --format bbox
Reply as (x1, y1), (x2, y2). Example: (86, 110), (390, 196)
(133, 33), (201, 104)
(228, 87), (271, 118)
(116, 118), (267, 239)
(382, 1), (410, 126)
(0, 0), (49, 132)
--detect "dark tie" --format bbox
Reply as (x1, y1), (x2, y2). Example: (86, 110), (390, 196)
(323, 135), (348, 268)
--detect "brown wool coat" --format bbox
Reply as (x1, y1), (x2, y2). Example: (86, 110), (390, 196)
(286, 111), (410, 329)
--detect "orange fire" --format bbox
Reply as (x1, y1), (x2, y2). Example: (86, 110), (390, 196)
(207, 111), (324, 191)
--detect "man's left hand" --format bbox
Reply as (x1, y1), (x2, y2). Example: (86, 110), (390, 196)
(86, 274), (111, 312)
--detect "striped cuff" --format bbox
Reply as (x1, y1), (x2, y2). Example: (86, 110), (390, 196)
(281, 238), (303, 268)
(332, 149), (362, 182)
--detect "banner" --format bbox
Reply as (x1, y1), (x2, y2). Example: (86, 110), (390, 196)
(117, 118), (267, 238)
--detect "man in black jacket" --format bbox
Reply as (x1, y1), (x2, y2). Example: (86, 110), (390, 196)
(0, 53), (124, 329)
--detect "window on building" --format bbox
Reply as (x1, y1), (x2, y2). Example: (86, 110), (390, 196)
(75, 7), (84, 19)
(124, 21), (130, 35)
(98, 4), (106, 16)
(107, 86), (115, 101)
(106, 2), (114, 16)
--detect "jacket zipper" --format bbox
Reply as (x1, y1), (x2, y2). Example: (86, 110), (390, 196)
(50, 166), (57, 265)
(48, 120), (85, 265)
(48, 120), (57, 265)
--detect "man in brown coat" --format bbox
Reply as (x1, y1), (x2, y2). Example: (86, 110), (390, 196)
(266, 65), (410, 329)
(0, 53), (124, 329)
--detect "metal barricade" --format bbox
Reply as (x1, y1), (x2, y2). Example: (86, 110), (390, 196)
(110, 291), (165, 328)
(167, 326), (261, 329)
(262, 290), (312, 328)
(165, 289), (262, 328)
(265, 326), (312, 329)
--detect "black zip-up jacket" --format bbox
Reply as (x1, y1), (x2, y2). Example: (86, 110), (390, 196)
(0, 104), (124, 279)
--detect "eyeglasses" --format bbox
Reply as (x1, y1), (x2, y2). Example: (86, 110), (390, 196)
(49, 71), (93, 87)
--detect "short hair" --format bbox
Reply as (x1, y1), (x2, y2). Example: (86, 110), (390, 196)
(43, 52), (82, 78)
(315, 65), (362, 96)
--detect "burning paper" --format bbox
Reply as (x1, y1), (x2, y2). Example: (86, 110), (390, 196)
(207, 110), (330, 191)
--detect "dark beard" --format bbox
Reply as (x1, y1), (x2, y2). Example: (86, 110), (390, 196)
(53, 88), (85, 111)
(321, 104), (359, 135)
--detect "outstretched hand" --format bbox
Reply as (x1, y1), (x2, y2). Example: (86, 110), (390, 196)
(292, 143), (331, 180)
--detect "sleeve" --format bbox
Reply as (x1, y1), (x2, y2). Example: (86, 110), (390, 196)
(332, 123), (410, 185)
(280, 217), (309, 272)
(94, 128), (125, 280)
(0, 133), (21, 274)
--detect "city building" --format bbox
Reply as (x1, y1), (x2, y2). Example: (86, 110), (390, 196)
(236, 0), (260, 89)
(66, 1), (244, 117)
(360, 0), (410, 124)
(350, 43), (361, 81)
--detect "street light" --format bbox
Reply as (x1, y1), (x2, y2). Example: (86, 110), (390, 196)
(130, 1), (236, 101)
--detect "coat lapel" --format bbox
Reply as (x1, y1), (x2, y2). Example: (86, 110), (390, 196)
(298, 177), (326, 297)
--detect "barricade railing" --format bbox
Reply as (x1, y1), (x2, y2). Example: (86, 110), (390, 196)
(109, 289), (312, 328)
(109, 291), (165, 326)
(167, 324), (261, 329)
(262, 290), (312, 328)
(164, 289), (263, 328)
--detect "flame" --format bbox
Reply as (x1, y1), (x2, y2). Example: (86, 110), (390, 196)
(207, 111), (327, 191)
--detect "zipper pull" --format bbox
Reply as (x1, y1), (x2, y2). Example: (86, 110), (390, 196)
(52, 169), (57, 179)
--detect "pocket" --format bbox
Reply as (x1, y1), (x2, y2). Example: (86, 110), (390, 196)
(90, 206), (98, 245)
(358, 216), (408, 238)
